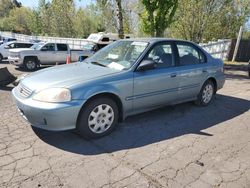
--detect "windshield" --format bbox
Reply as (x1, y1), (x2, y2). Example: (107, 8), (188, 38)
(85, 40), (149, 70)
(82, 41), (95, 51)
(31, 43), (44, 50)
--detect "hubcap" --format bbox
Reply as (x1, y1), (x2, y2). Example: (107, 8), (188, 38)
(26, 61), (36, 70)
(88, 104), (114, 134)
(202, 84), (213, 104)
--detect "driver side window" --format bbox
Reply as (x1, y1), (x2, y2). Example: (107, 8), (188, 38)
(144, 43), (174, 69)
(41, 43), (55, 51)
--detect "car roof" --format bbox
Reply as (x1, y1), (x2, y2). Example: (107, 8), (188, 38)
(121, 38), (198, 45)
(5, 41), (33, 45)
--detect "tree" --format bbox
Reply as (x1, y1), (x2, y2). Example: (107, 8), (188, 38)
(6, 7), (34, 34)
(74, 7), (100, 38)
(115, 0), (124, 38)
(50, 0), (76, 37)
(140, 0), (178, 37)
(170, 0), (250, 43)
(38, 0), (52, 36)
(96, 0), (125, 38)
(0, 0), (19, 17)
(28, 10), (42, 35)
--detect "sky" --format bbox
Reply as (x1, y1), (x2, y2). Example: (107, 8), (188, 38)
(17, 0), (93, 8)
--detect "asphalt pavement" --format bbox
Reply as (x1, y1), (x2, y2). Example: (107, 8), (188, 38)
(0, 63), (250, 188)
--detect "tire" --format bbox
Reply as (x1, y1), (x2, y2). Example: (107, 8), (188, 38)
(77, 97), (119, 139)
(195, 80), (215, 106)
(24, 57), (38, 71)
(0, 54), (3, 63)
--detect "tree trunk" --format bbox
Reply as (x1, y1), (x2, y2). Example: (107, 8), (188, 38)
(115, 0), (124, 39)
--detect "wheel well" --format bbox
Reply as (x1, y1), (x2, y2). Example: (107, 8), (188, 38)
(207, 77), (217, 94)
(24, 56), (39, 63)
(77, 93), (124, 125)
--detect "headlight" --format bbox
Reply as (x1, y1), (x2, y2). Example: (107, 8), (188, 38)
(33, 88), (71, 103)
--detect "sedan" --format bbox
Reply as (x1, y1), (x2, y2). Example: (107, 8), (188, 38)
(12, 38), (225, 139)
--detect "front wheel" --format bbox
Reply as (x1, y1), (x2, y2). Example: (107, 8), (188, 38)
(0, 54), (3, 63)
(195, 80), (215, 106)
(77, 97), (118, 139)
(24, 58), (38, 71)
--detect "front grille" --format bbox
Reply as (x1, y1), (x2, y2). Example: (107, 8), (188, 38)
(18, 84), (32, 98)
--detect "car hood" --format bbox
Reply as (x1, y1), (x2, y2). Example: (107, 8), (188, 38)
(9, 48), (34, 53)
(21, 62), (120, 92)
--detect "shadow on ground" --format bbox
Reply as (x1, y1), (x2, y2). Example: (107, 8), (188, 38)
(0, 86), (14, 91)
(225, 72), (249, 80)
(33, 94), (250, 155)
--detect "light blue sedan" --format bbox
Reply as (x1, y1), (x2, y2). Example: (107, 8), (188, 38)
(12, 38), (225, 139)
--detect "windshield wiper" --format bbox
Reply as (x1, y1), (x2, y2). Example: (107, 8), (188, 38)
(90, 61), (107, 67)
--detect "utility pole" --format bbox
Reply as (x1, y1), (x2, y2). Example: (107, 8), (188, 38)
(232, 26), (243, 62)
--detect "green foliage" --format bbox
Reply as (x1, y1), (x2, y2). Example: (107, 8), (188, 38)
(74, 8), (100, 38)
(140, 0), (178, 37)
(50, 0), (76, 37)
(0, 0), (15, 17)
(170, 0), (250, 43)
(0, 0), (249, 41)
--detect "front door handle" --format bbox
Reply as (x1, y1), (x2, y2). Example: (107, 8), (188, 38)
(170, 73), (177, 78)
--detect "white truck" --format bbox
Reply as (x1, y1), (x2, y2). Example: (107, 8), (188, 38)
(8, 42), (84, 71)
(0, 41), (33, 62)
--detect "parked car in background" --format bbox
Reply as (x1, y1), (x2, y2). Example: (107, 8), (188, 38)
(0, 41), (33, 62)
(0, 37), (17, 45)
(29, 39), (42, 43)
(79, 32), (133, 61)
(12, 38), (225, 139)
(8, 42), (84, 71)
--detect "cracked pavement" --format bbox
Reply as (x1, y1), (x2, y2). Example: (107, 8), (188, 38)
(0, 63), (250, 188)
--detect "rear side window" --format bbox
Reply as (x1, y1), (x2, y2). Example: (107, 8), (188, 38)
(41, 43), (55, 51)
(15, 43), (33, 48)
(57, 44), (68, 51)
(177, 43), (206, 66)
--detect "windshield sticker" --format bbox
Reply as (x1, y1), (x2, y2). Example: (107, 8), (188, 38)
(131, 42), (148, 47)
(108, 53), (119, 59)
(108, 62), (125, 70)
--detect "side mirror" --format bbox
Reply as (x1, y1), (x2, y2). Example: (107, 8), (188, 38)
(137, 59), (156, 71)
(4, 46), (10, 49)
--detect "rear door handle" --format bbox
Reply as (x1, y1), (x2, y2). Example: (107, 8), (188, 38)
(170, 73), (177, 78)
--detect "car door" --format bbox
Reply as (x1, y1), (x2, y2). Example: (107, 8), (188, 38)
(39, 43), (56, 64)
(174, 41), (209, 101)
(56, 44), (68, 63)
(2, 43), (14, 57)
(133, 42), (180, 112)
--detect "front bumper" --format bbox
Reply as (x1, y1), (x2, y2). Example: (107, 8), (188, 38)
(12, 87), (85, 131)
(8, 57), (23, 66)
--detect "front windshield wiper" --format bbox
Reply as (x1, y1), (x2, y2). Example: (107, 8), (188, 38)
(90, 61), (107, 67)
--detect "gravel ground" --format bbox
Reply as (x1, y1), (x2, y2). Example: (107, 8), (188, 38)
(0, 63), (250, 188)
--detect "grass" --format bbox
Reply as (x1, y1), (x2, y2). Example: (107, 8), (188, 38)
(224, 61), (249, 65)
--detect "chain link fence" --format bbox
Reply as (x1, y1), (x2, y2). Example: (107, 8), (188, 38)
(1, 31), (232, 60)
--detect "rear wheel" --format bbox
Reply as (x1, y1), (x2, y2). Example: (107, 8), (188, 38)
(195, 80), (215, 106)
(77, 97), (118, 139)
(24, 57), (38, 71)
